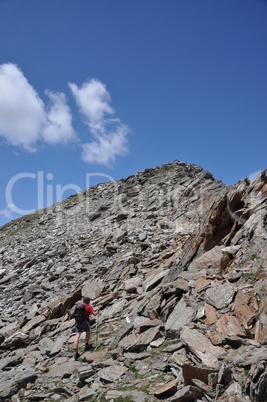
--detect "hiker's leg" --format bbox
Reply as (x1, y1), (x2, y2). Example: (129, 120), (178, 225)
(84, 321), (92, 351)
(74, 332), (81, 349)
(74, 329), (82, 360)
(85, 330), (91, 344)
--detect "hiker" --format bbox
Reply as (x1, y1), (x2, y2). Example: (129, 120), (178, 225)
(73, 296), (100, 360)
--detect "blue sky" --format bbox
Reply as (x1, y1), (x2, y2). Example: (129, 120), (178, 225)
(0, 0), (266, 226)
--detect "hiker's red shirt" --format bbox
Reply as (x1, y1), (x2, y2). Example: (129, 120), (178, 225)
(83, 304), (95, 321)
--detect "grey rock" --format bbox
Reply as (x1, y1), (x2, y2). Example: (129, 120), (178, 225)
(233, 345), (267, 367)
(254, 370), (267, 402)
(50, 336), (68, 357)
(165, 297), (195, 337)
(0, 368), (37, 398)
(182, 363), (218, 386)
(218, 362), (232, 384)
(188, 246), (230, 274)
(0, 350), (24, 370)
(143, 269), (170, 292)
(78, 365), (95, 381)
(204, 282), (236, 310)
(0, 332), (5, 345)
(163, 342), (183, 353)
(78, 386), (96, 400)
(139, 232), (147, 242)
(225, 381), (243, 396)
(113, 319), (134, 345)
(170, 385), (203, 401)
(180, 327), (225, 367)
(38, 337), (55, 355)
(118, 326), (161, 352)
(124, 352), (151, 360)
(2, 331), (31, 349)
(97, 365), (128, 383)
(221, 245), (241, 256)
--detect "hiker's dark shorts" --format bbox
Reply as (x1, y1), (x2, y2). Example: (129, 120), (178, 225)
(75, 321), (90, 333)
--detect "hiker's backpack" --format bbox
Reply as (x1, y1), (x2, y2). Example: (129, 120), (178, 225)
(74, 302), (85, 323)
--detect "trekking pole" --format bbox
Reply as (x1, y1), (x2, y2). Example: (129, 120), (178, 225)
(94, 308), (100, 351)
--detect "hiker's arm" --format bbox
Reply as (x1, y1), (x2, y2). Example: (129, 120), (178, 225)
(91, 306), (100, 316)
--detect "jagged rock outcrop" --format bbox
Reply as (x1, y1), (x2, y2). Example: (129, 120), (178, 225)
(0, 160), (266, 401)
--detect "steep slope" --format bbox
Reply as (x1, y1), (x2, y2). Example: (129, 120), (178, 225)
(0, 161), (266, 401)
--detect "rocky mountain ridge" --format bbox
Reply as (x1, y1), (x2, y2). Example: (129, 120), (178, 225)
(0, 160), (266, 401)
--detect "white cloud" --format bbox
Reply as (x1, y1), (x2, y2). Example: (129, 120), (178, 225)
(0, 63), (75, 150)
(69, 78), (130, 166)
(42, 91), (76, 145)
(0, 63), (130, 166)
(69, 79), (114, 133)
(0, 63), (45, 151)
(81, 124), (129, 166)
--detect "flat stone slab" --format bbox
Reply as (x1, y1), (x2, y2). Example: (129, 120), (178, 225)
(211, 313), (246, 344)
(170, 385), (203, 401)
(124, 352), (151, 360)
(21, 315), (46, 333)
(171, 351), (190, 366)
(180, 327), (225, 367)
(0, 350), (25, 370)
(234, 290), (255, 327)
(114, 319), (134, 345)
(150, 337), (165, 348)
(204, 282), (236, 310)
(118, 326), (161, 352)
(0, 368), (37, 399)
(163, 342), (183, 353)
(188, 246), (227, 273)
(143, 269), (170, 292)
(135, 317), (163, 332)
(153, 379), (178, 397)
(101, 298), (127, 320)
(97, 365), (128, 383)
(105, 390), (148, 402)
(37, 337), (55, 355)
(204, 303), (217, 326)
(82, 279), (105, 299)
(82, 349), (110, 364)
(165, 297), (195, 337)
(233, 345), (267, 367)
(78, 365), (95, 381)
(124, 277), (143, 293)
(255, 314), (267, 344)
(78, 386), (96, 401)
(43, 358), (80, 378)
(195, 276), (211, 292)
(2, 331), (31, 349)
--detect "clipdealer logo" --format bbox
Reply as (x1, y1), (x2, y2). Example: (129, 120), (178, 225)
(3, 171), (117, 217)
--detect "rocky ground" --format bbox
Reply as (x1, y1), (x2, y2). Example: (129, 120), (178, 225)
(0, 160), (266, 401)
